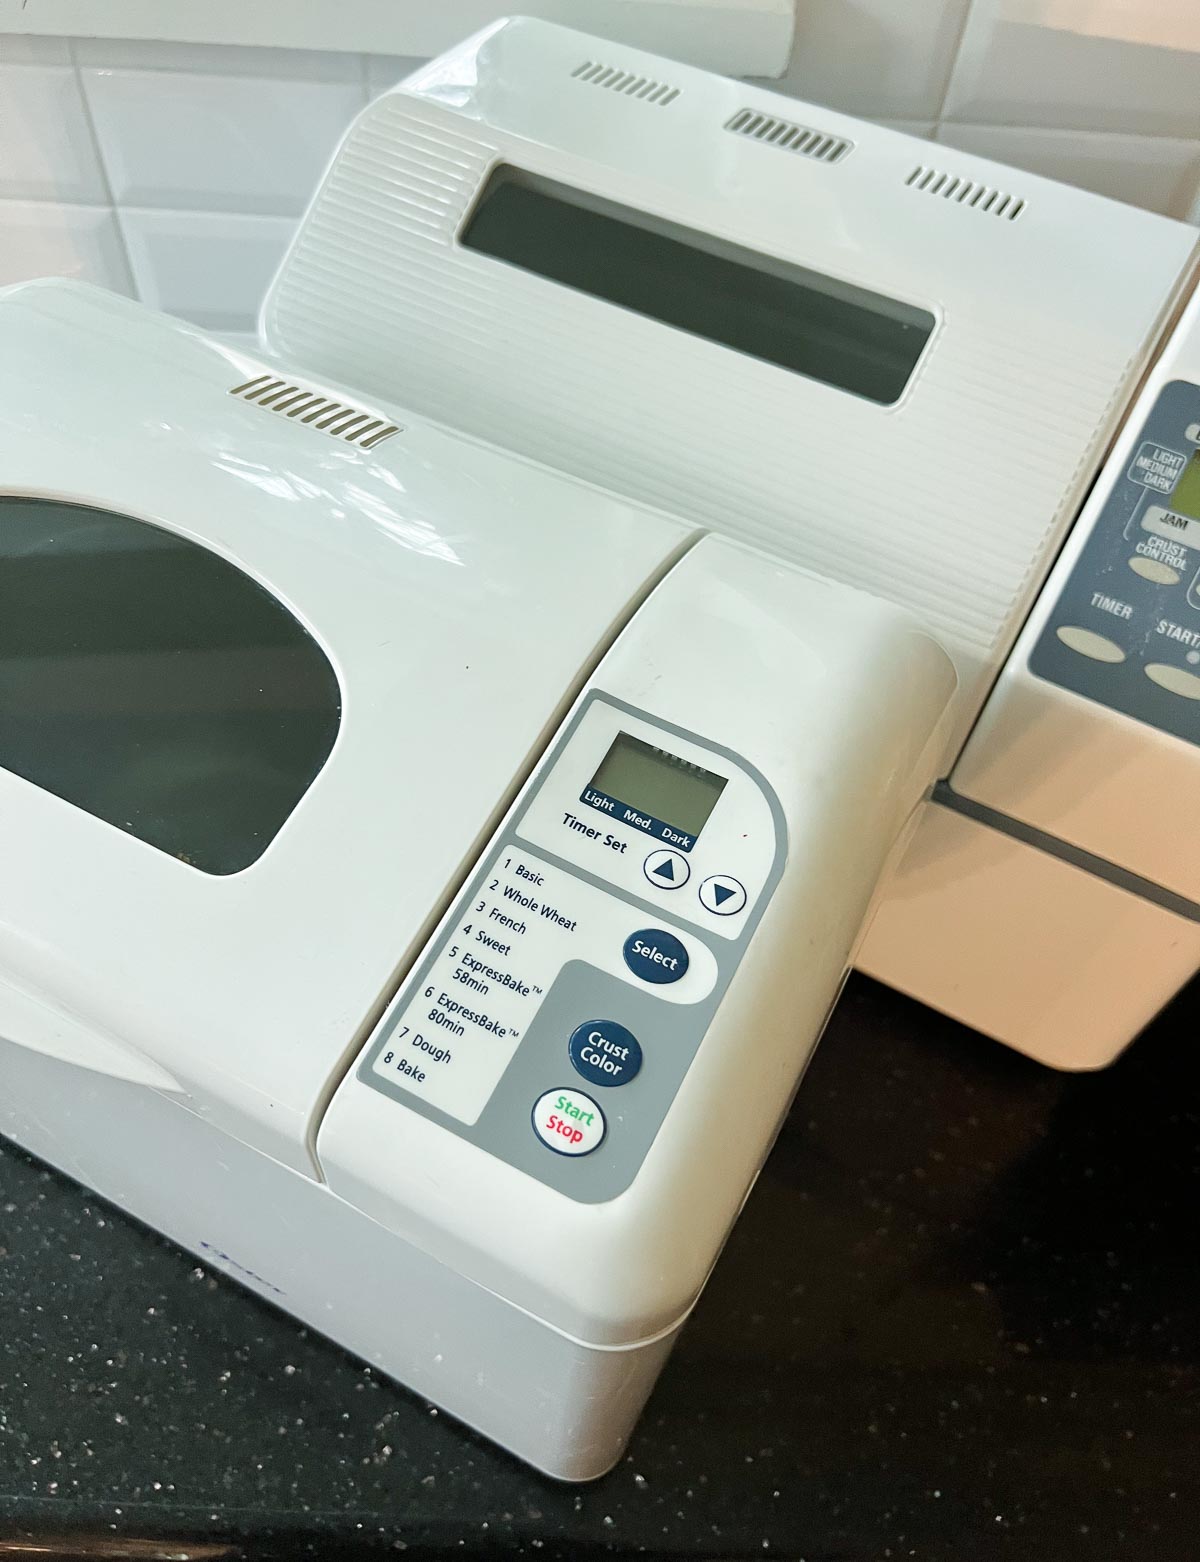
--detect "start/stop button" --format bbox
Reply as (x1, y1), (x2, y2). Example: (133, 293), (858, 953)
(531, 1087), (606, 1156)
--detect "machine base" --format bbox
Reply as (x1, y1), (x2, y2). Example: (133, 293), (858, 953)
(0, 1040), (678, 1482)
(861, 802), (1200, 1070)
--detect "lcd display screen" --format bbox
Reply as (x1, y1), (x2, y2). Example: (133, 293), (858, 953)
(584, 732), (726, 849)
(461, 166), (935, 406)
(1171, 452), (1200, 521)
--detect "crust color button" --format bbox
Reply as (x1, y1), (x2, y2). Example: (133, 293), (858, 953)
(1129, 556), (1181, 586)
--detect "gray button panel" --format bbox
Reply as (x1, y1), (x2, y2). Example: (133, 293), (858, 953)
(1030, 379), (1200, 744)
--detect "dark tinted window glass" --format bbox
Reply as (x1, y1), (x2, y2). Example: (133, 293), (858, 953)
(0, 498), (341, 874)
(461, 166), (934, 406)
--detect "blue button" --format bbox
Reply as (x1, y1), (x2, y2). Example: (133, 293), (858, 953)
(569, 1020), (643, 1088)
(622, 928), (689, 985)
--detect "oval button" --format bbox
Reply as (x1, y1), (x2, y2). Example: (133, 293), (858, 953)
(1055, 625), (1126, 663)
(622, 927), (689, 985)
(1145, 662), (1200, 700)
(531, 1087), (606, 1156)
(569, 1020), (642, 1087)
(1128, 555), (1181, 586)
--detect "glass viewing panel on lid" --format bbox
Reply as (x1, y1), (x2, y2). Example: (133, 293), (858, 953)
(583, 732), (726, 851)
(461, 166), (935, 406)
(0, 497), (341, 874)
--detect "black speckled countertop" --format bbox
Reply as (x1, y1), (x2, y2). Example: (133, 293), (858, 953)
(1, 975), (1198, 1560)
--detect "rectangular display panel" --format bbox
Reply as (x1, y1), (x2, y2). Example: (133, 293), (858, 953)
(1170, 451), (1200, 521)
(584, 732), (726, 847)
(461, 167), (934, 407)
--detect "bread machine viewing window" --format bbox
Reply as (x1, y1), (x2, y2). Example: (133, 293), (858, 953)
(0, 497), (340, 874)
(460, 166), (934, 406)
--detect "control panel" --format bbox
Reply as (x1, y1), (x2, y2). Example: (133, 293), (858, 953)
(1030, 379), (1200, 738)
(358, 692), (785, 1202)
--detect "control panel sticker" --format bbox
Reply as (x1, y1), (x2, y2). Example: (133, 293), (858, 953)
(1030, 380), (1200, 745)
(371, 846), (712, 1124)
(357, 692), (786, 1203)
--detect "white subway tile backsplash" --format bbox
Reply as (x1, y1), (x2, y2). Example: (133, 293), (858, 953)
(766, 0), (971, 120)
(119, 207), (296, 330)
(0, 65), (107, 202)
(937, 122), (1200, 221)
(944, 0), (1200, 138)
(0, 200), (133, 292)
(81, 68), (364, 215)
(71, 38), (363, 80)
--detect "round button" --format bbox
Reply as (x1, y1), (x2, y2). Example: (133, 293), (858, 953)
(531, 1087), (606, 1156)
(643, 848), (690, 890)
(698, 875), (747, 916)
(569, 1020), (643, 1088)
(622, 927), (689, 985)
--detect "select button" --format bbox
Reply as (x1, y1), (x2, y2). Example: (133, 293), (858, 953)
(623, 927), (689, 985)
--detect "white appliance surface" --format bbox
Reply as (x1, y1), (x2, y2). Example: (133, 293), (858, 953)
(861, 801), (1200, 1071)
(261, 16), (1200, 747)
(0, 278), (691, 1173)
(0, 280), (959, 1477)
(318, 533), (957, 1346)
(951, 282), (1200, 908)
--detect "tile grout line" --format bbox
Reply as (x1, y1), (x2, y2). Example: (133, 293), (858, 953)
(68, 35), (140, 301)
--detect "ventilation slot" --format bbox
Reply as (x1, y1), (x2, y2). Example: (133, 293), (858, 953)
(905, 164), (1026, 220)
(725, 108), (852, 164)
(229, 375), (401, 450)
(570, 59), (680, 106)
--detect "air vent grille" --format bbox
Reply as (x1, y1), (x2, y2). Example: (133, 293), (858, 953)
(229, 374), (400, 449)
(725, 108), (852, 164)
(570, 59), (680, 106)
(905, 164), (1026, 220)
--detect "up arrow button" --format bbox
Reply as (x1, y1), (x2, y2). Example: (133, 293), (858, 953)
(643, 848), (690, 890)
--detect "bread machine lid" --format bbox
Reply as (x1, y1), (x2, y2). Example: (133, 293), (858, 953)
(0, 280), (691, 1169)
